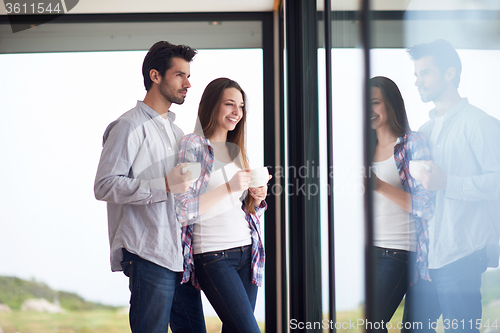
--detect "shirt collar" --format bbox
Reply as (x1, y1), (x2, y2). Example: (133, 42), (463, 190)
(205, 137), (212, 146)
(429, 98), (468, 120)
(136, 100), (176, 123)
(167, 111), (176, 122)
(395, 132), (410, 148)
(136, 100), (158, 119)
(199, 135), (214, 156)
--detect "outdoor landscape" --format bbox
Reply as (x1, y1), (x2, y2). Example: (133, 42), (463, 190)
(1, 269), (499, 333)
(0, 276), (264, 333)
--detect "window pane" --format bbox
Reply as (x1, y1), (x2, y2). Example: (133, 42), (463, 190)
(0, 48), (264, 331)
(370, 1), (500, 331)
(323, 0), (367, 328)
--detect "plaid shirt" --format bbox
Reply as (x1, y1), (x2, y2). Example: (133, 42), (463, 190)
(175, 133), (266, 288)
(394, 132), (435, 283)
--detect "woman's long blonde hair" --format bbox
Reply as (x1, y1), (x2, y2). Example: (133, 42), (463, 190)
(194, 78), (256, 214)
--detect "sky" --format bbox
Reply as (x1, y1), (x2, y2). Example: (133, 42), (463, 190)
(0, 49), (265, 320)
(1, 45), (499, 324)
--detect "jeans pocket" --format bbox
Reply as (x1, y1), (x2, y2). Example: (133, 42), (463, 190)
(386, 250), (408, 264)
(195, 250), (226, 266)
(120, 259), (133, 278)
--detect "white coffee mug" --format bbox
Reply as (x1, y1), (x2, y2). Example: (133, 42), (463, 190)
(181, 162), (202, 183)
(409, 160), (430, 180)
(249, 167), (270, 187)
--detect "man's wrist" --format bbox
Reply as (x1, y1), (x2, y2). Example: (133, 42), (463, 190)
(165, 177), (170, 193)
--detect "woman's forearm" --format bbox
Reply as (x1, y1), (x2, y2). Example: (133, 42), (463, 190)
(198, 183), (231, 215)
(376, 180), (412, 213)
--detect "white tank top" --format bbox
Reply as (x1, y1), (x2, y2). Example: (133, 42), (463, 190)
(193, 161), (252, 255)
(372, 155), (417, 252)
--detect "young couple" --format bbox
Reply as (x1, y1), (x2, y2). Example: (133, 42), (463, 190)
(94, 41), (267, 333)
(372, 39), (500, 333)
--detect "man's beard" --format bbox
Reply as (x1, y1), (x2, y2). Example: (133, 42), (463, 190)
(160, 81), (186, 105)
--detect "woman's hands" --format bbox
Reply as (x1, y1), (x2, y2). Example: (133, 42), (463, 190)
(228, 169), (251, 193)
(228, 172), (272, 206)
(371, 173), (412, 213)
(248, 175), (272, 206)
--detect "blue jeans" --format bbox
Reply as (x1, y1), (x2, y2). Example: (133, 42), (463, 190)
(171, 281), (207, 333)
(403, 248), (488, 333)
(194, 245), (260, 333)
(121, 249), (206, 333)
(373, 247), (413, 333)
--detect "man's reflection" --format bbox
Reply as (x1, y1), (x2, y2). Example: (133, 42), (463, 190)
(403, 39), (500, 333)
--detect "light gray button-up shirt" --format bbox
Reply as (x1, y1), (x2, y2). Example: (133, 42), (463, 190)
(419, 98), (500, 269)
(94, 101), (184, 272)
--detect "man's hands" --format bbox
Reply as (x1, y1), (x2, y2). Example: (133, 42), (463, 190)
(420, 161), (447, 191)
(166, 163), (193, 194)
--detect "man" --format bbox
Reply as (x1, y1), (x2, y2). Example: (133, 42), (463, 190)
(94, 41), (206, 332)
(403, 39), (500, 332)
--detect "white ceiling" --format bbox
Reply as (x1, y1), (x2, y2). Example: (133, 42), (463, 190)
(68, 0), (500, 13)
(0, 0), (275, 15)
(29, 0), (275, 14)
(1, 0), (498, 15)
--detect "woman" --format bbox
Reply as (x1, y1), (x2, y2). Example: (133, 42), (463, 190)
(369, 76), (434, 331)
(175, 78), (268, 333)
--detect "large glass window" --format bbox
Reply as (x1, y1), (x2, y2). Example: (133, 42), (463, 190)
(329, 45), (366, 313)
(0, 48), (264, 331)
(370, 2), (500, 331)
(318, 2), (366, 329)
(320, 1), (500, 332)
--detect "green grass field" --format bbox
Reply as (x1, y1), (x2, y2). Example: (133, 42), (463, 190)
(2, 268), (499, 333)
(1, 303), (499, 333)
(329, 300), (500, 333)
(0, 310), (265, 333)
(0, 310), (129, 333)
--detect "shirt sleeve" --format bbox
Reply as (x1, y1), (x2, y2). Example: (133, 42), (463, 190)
(94, 118), (168, 205)
(445, 116), (500, 201)
(175, 135), (205, 225)
(409, 134), (435, 220)
(254, 200), (268, 218)
(241, 199), (268, 218)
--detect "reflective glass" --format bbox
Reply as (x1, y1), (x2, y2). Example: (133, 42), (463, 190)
(321, 0), (367, 330)
(370, 1), (500, 332)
